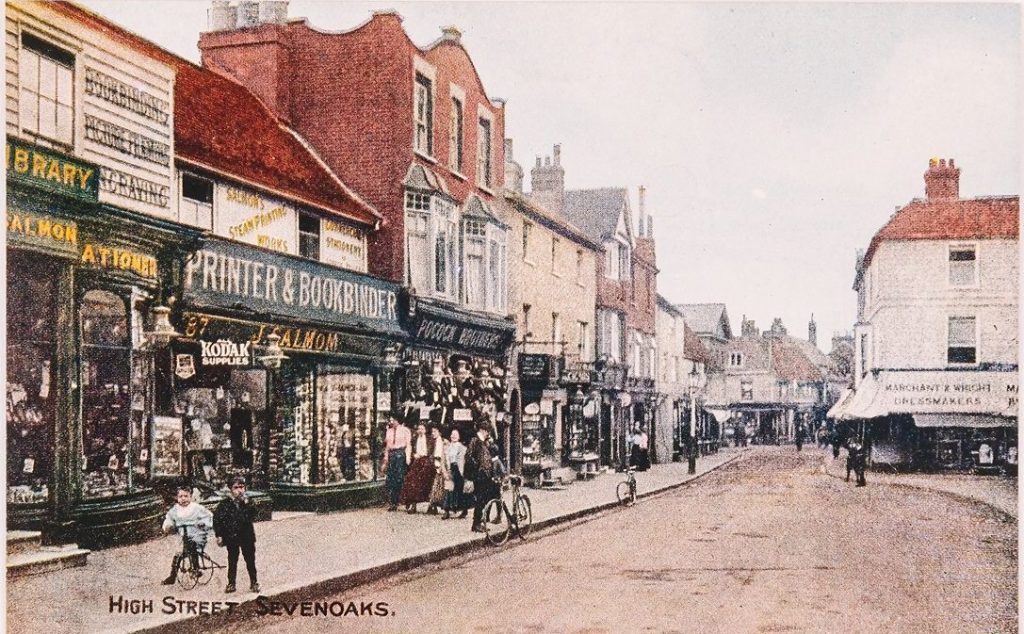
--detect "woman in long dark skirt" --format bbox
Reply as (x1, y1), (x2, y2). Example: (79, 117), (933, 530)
(399, 424), (435, 512)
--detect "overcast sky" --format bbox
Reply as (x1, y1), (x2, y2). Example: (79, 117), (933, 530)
(80, 1), (1021, 349)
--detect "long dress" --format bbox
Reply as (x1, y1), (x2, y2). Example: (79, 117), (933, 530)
(399, 436), (435, 505)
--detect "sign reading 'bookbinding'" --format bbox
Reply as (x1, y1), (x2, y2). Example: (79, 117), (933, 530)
(184, 238), (401, 333)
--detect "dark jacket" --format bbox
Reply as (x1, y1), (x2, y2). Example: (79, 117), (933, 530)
(465, 435), (494, 481)
(213, 496), (257, 546)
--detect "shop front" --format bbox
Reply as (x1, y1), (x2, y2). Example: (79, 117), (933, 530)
(7, 139), (201, 548)
(517, 353), (565, 484)
(592, 360), (628, 470)
(176, 237), (405, 511)
(398, 299), (515, 465)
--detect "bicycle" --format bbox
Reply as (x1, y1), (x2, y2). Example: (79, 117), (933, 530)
(482, 474), (532, 546)
(616, 467), (637, 506)
(172, 525), (225, 591)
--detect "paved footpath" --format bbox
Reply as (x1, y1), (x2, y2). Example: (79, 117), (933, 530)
(821, 451), (1018, 518)
(7, 449), (743, 634)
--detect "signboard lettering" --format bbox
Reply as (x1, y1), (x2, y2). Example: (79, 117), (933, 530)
(878, 371), (1017, 415)
(216, 186), (296, 254)
(6, 138), (98, 200)
(84, 115), (170, 166)
(84, 67), (170, 125)
(410, 304), (514, 356)
(7, 211), (78, 253)
(80, 243), (158, 278)
(99, 167), (169, 208)
(199, 339), (252, 366)
(183, 239), (401, 333)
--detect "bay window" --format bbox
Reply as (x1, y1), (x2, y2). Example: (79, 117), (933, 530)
(405, 190), (457, 301)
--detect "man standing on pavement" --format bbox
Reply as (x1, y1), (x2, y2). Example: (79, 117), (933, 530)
(381, 414), (412, 511)
(466, 420), (497, 533)
(213, 476), (260, 594)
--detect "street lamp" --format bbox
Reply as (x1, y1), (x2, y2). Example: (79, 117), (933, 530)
(143, 304), (181, 348)
(688, 366), (699, 475)
(258, 333), (289, 370)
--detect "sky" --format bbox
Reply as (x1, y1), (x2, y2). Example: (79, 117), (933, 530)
(80, 0), (1021, 349)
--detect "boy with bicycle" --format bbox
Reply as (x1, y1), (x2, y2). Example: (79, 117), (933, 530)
(161, 485), (213, 585)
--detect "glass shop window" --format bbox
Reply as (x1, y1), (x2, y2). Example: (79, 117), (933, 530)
(7, 253), (57, 505)
(80, 289), (134, 498)
(316, 370), (376, 483)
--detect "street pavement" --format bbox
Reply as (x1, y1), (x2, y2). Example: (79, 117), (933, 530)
(6, 448), (742, 634)
(214, 446), (1018, 634)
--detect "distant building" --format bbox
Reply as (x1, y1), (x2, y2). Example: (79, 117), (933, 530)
(836, 158), (1018, 470)
(655, 297), (711, 463)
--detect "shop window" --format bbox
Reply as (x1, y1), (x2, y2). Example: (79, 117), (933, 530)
(7, 253), (57, 505)
(180, 173), (214, 229)
(316, 370), (376, 483)
(19, 32), (75, 145)
(947, 316), (977, 364)
(299, 213), (321, 260)
(414, 73), (433, 156)
(949, 244), (977, 287)
(449, 96), (463, 172)
(80, 289), (136, 498)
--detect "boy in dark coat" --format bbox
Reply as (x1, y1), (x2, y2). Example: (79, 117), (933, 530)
(213, 476), (260, 593)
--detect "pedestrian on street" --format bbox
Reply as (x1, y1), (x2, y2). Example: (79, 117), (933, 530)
(161, 484), (213, 585)
(466, 420), (498, 533)
(831, 432), (842, 460)
(443, 429), (468, 520)
(399, 423), (435, 513)
(846, 442), (867, 487)
(381, 415), (412, 511)
(426, 426), (447, 515)
(795, 424), (804, 452)
(212, 476), (260, 594)
(635, 427), (651, 471)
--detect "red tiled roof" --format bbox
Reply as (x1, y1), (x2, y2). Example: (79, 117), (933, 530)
(770, 338), (824, 382)
(683, 323), (710, 363)
(50, 2), (380, 227)
(863, 197), (1018, 270)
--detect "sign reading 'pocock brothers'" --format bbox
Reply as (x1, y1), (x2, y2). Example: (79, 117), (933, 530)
(184, 237), (401, 333)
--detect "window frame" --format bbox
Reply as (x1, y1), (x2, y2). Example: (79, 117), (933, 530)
(448, 94), (464, 174)
(948, 242), (979, 289)
(413, 72), (434, 157)
(740, 379), (754, 401)
(179, 172), (214, 229)
(947, 315), (978, 365)
(729, 352), (743, 368)
(476, 116), (493, 189)
(19, 32), (76, 147)
(298, 213), (321, 261)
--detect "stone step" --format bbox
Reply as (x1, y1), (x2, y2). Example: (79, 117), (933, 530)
(7, 531), (42, 557)
(7, 545), (90, 580)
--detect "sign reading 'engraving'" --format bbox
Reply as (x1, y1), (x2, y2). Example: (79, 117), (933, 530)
(99, 167), (170, 208)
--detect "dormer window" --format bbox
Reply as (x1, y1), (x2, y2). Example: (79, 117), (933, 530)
(729, 352), (743, 367)
(180, 173), (213, 229)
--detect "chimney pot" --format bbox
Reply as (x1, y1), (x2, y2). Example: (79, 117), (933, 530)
(949, 158), (955, 168)
(939, 158), (946, 167)
(535, 157), (541, 168)
(553, 144), (561, 166)
(441, 25), (462, 44)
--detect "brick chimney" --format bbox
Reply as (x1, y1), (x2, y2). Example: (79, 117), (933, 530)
(808, 314), (817, 347)
(924, 157), (960, 200)
(529, 143), (565, 213)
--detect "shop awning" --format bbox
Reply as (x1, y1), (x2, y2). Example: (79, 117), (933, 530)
(838, 376), (884, 420)
(705, 408), (732, 424)
(913, 414), (1017, 429)
(826, 389), (853, 419)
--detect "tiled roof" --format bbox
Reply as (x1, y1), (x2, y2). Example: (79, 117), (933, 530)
(49, 1), (381, 227)
(863, 196), (1018, 269)
(561, 188), (629, 243)
(503, 191), (602, 250)
(770, 338), (825, 382)
(683, 323), (710, 363)
(174, 63), (380, 226)
(677, 303), (732, 339)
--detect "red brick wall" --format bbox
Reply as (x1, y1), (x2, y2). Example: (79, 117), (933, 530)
(200, 15), (505, 284)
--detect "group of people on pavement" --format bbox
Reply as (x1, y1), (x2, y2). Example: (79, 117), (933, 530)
(382, 415), (506, 533)
(160, 476), (260, 593)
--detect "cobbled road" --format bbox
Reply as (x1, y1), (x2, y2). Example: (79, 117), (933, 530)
(218, 446), (1017, 634)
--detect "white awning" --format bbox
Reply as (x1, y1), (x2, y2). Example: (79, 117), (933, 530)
(913, 414), (1017, 429)
(705, 408), (732, 424)
(826, 389), (853, 419)
(839, 376), (884, 420)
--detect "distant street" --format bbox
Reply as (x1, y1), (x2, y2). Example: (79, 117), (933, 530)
(217, 447), (1018, 634)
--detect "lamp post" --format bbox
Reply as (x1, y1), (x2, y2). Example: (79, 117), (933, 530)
(688, 367), (699, 475)
(257, 333), (289, 489)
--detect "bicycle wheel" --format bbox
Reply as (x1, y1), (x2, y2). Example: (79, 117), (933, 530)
(196, 552), (216, 586)
(515, 495), (532, 539)
(482, 498), (510, 546)
(176, 556), (199, 591)
(616, 481), (635, 507)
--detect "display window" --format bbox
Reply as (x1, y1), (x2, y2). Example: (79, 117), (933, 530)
(316, 369), (375, 483)
(173, 368), (266, 488)
(80, 288), (152, 498)
(7, 252), (57, 504)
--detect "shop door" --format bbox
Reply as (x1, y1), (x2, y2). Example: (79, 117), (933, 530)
(600, 403), (612, 465)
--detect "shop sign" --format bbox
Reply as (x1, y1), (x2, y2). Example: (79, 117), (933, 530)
(410, 303), (515, 356)
(182, 312), (388, 358)
(6, 138), (99, 201)
(175, 354), (196, 379)
(199, 339), (253, 366)
(561, 363), (594, 386)
(215, 185), (297, 254)
(321, 219), (367, 270)
(84, 115), (170, 166)
(99, 166), (170, 209)
(6, 210), (79, 258)
(183, 238), (402, 334)
(519, 354), (551, 382)
(878, 371), (1018, 416)
(85, 67), (170, 125)
(80, 242), (158, 279)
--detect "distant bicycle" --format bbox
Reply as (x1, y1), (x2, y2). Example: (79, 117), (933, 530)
(616, 467), (637, 507)
(482, 474), (532, 546)
(173, 525), (225, 590)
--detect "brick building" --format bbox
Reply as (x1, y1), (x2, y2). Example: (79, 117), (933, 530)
(199, 6), (517, 458)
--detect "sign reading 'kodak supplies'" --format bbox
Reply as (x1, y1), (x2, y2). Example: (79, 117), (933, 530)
(6, 137), (99, 201)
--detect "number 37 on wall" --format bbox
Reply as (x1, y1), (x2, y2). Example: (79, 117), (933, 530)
(183, 315), (209, 338)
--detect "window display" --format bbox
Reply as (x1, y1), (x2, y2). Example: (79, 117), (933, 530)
(80, 289), (134, 499)
(317, 370), (374, 483)
(152, 416), (184, 476)
(7, 253), (56, 505)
